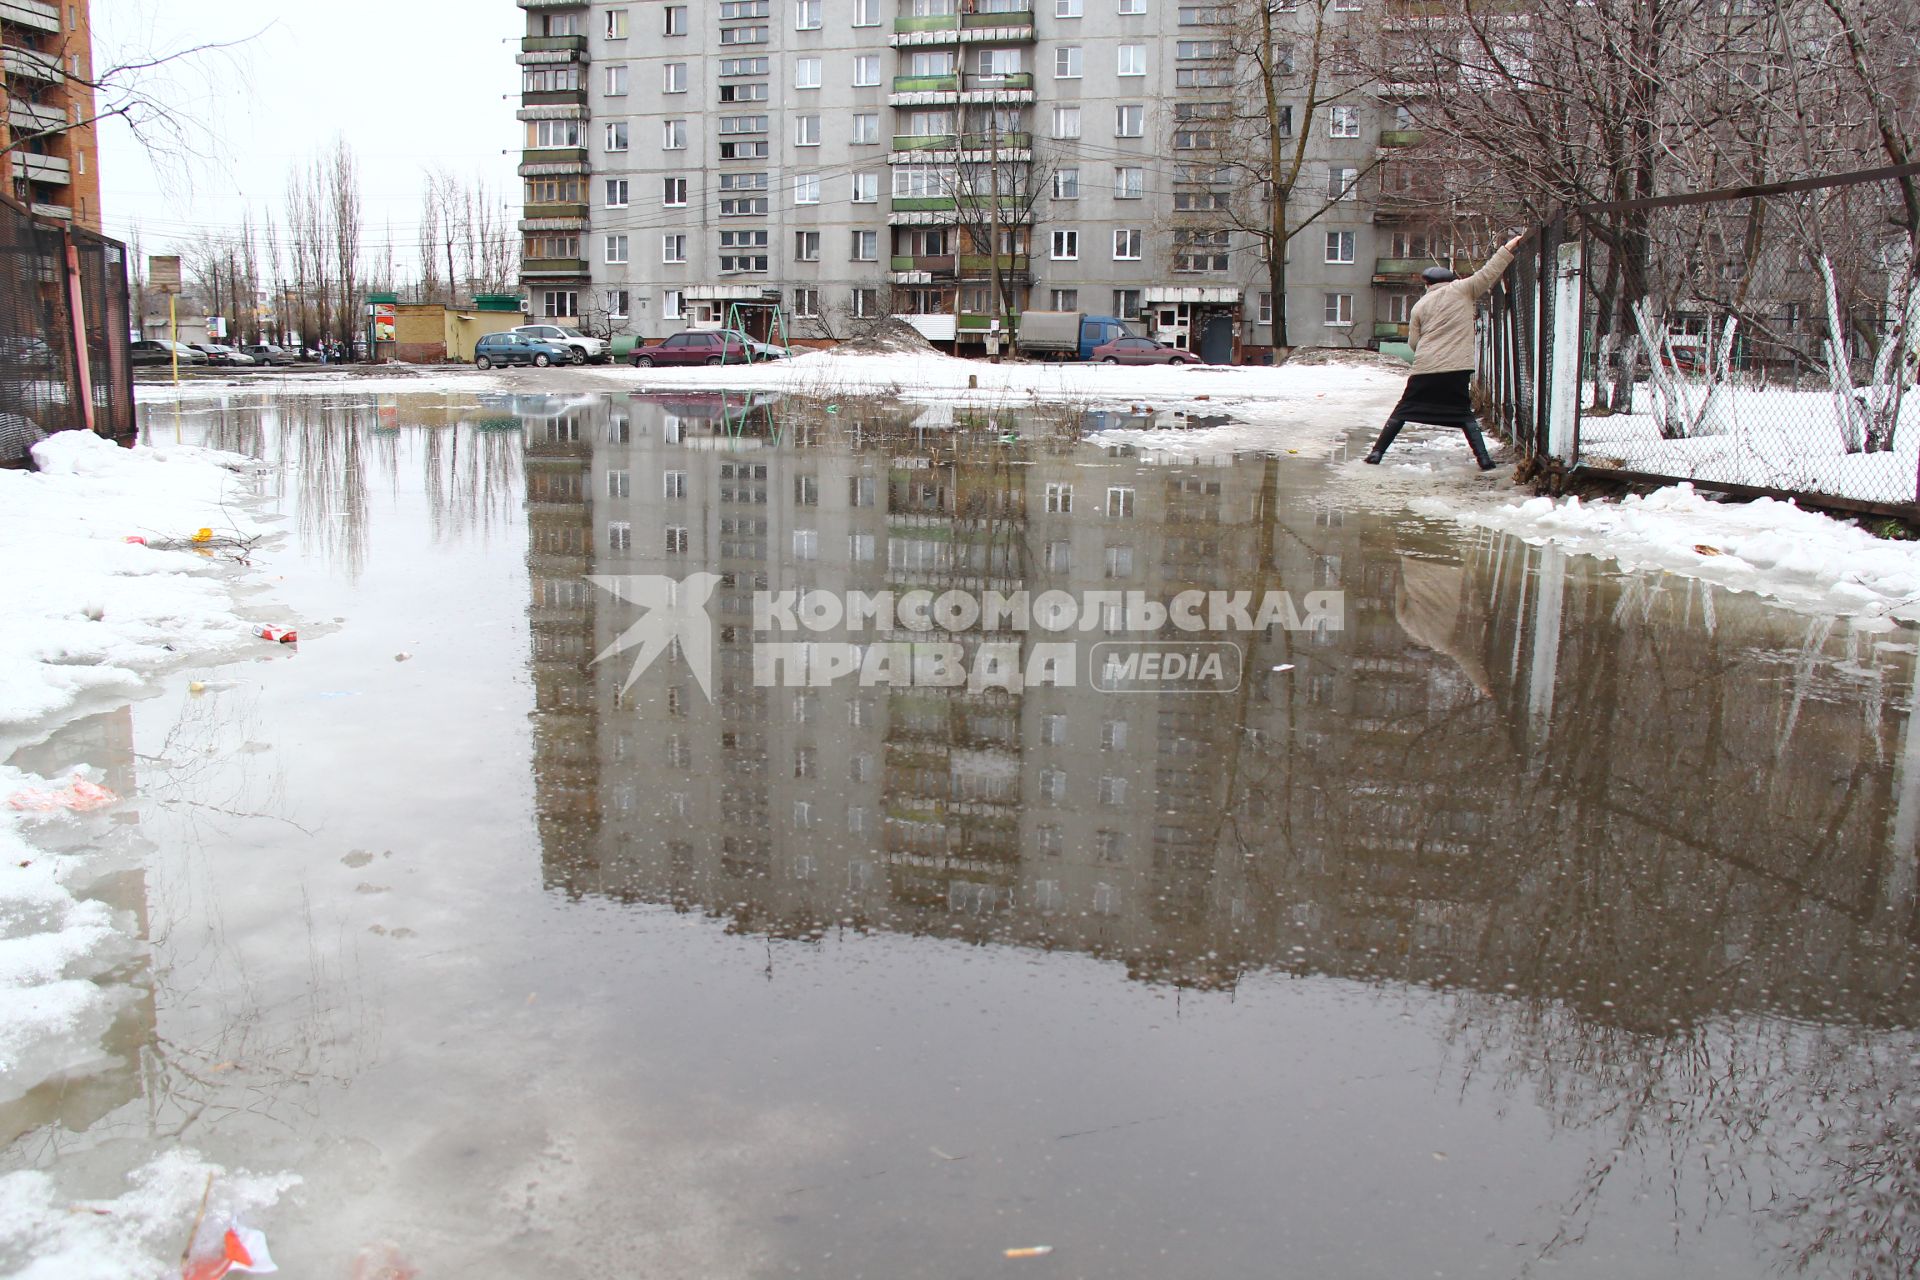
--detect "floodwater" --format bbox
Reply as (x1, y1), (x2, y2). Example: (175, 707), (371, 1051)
(5, 389), (1918, 1278)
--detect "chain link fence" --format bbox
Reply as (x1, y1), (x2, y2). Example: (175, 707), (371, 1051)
(0, 196), (133, 464)
(1476, 218), (1562, 460)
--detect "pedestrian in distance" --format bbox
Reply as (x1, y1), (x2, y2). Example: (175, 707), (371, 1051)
(1365, 228), (1535, 470)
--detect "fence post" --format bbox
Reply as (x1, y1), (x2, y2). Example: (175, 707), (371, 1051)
(62, 230), (96, 435)
(1546, 238), (1582, 464)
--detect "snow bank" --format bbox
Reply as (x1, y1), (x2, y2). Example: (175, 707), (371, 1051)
(0, 431), (270, 727)
(1419, 483), (1920, 624)
(0, 1148), (298, 1280)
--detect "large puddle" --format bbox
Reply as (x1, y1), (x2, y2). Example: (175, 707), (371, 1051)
(5, 390), (1917, 1277)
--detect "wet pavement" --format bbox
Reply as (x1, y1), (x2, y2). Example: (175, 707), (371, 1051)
(5, 389), (1917, 1277)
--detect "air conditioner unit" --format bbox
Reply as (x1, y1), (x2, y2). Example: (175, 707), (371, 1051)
(519, 298), (532, 313)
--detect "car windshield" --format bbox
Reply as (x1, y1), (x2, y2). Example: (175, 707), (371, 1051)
(555, 328), (586, 339)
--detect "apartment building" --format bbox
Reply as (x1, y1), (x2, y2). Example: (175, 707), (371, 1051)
(515, 0), (1424, 358)
(1, 0), (100, 228)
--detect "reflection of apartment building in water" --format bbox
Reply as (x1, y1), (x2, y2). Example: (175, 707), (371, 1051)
(522, 394), (1920, 1018)
(514, 0), (1432, 358)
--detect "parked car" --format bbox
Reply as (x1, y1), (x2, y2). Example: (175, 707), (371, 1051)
(472, 332), (571, 369)
(190, 343), (256, 366)
(241, 343), (297, 365)
(511, 323), (609, 365)
(632, 330), (768, 367)
(1090, 335), (1204, 366)
(1, 335), (59, 369)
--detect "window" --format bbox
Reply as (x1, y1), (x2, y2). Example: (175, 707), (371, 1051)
(1104, 545), (1134, 579)
(719, 229), (770, 272)
(718, 114), (769, 135)
(541, 290), (578, 318)
(1113, 229), (1142, 260)
(1051, 289), (1079, 311)
(531, 120), (583, 148)
(719, 80), (768, 104)
(1052, 106), (1081, 139)
(662, 62), (686, 93)
(909, 49), (954, 76)
(1106, 486), (1135, 517)
(662, 289), (685, 319)
(1115, 104), (1144, 137)
(604, 7), (629, 37)
(607, 469), (632, 499)
(662, 119), (687, 149)
(1056, 0), (1082, 14)
(852, 113), (879, 144)
(605, 178), (631, 207)
(851, 230), (878, 260)
(795, 57), (821, 88)
(854, 55), (880, 86)
(795, 115), (821, 145)
(1173, 229), (1230, 272)
(1258, 292), (1273, 325)
(719, 57), (770, 76)
(1052, 168), (1080, 200)
(1119, 0), (1145, 11)
(1328, 165), (1358, 200)
(1052, 230), (1079, 260)
(1045, 482), (1072, 513)
(892, 166), (949, 197)
(1055, 46), (1082, 78)
(852, 287), (880, 318)
(605, 122), (630, 152)
(525, 234), (580, 259)
(854, 0), (880, 24)
(661, 177), (685, 206)
(1118, 44), (1146, 75)
(794, 288), (820, 318)
(1329, 105), (1361, 137)
(1325, 231), (1355, 263)
(1111, 288), (1141, 320)
(851, 172), (879, 202)
(1114, 166), (1144, 199)
(605, 65), (629, 95)
(605, 235), (629, 264)
(796, 0), (821, 26)
(1323, 292), (1354, 326)
(665, 527), (690, 554)
(664, 5), (687, 34)
(720, 25), (769, 44)
(662, 234), (687, 263)
(794, 173), (820, 203)
(795, 230), (820, 261)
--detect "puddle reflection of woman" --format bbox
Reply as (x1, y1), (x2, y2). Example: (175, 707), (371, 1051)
(1365, 229), (1533, 470)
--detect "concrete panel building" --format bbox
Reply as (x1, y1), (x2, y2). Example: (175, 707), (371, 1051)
(1, 0), (101, 229)
(515, 0), (1432, 358)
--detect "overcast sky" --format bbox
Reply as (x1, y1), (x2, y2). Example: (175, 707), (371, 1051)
(96, 0), (521, 276)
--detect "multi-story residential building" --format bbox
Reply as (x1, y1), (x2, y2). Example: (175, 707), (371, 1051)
(515, 0), (1428, 359)
(1, 0), (100, 228)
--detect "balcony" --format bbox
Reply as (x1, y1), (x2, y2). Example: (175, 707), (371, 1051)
(521, 257), (590, 278)
(0, 0), (60, 35)
(520, 34), (589, 54)
(517, 0), (589, 7)
(890, 196), (956, 213)
(891, 7), (1036, 44)
(959, 253), (1029, 275)
(521, 89), (587, 107)
(11, 151), (68, 186)
(7, 98), (62, 135)
(891, 253), (957, 275)
(1378, 129), (1423, 147)
(520, 147), (588, 169)
(522, 201), (589, 221)
(1374, 257), (1481, 284)
(893, 133), (958, 152)
(891, 73), (958, 94)
(1, 43), (61, 83)
(1373, 321), (1410, 341)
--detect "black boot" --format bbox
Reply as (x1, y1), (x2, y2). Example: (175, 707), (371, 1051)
(1364, 419), (1404, 464)
(1462, 419), (1498, 471)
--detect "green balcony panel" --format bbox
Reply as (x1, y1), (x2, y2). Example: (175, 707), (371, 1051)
(1373, 321), (1410, 339)
(521, 258), (590, 275)
(893, 134), (958, 151)
(522, 89), (588, 107)
(891, 196), (958, 212)
(521, 148), (589, 167)
(520, 35), (588, 53)
(961, 10), (1034, 29)
(523, 202), (590, 220)
(893, 14), (959, 32)
(1378, 129), (1423, 147)
(958, 131), (1030, 150)
(892, 74), (960, 93)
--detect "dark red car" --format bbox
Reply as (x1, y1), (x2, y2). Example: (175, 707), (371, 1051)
(632, 330), (754, 367)
(1090, 336), (1204, 366)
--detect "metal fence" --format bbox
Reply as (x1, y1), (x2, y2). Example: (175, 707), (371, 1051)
(1481, 166), (1920, 514)
(0, 195), (133, 461)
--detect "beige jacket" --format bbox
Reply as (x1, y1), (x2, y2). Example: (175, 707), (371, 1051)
(1407, 245), (1515, 375)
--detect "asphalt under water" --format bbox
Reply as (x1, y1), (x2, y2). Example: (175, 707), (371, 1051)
(4, 389), (1918, 1278)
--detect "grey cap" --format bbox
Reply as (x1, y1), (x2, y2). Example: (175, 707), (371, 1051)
(1422, 266), (1459, 285)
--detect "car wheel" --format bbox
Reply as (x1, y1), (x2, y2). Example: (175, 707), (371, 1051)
(1103, 356), (1120, 364)
(633, 354), (654, 368)
(569, 349), (587, 365)
(534, 353), (551, 368)
(475, 355), (492, 370)
(706, 356), (723, 366)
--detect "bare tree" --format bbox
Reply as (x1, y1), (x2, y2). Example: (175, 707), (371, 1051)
(326, 138), (364, 357)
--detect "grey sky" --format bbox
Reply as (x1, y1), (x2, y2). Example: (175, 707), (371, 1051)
(96, 0), (521, 276)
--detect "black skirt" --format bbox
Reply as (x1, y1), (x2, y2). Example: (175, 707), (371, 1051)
(1389, 370), (1477, 427)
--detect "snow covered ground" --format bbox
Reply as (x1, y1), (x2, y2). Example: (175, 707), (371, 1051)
(1, 432), (295, 1275)
(1578, 382), (1920, 506)
(1416, 482), (1920, 626)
